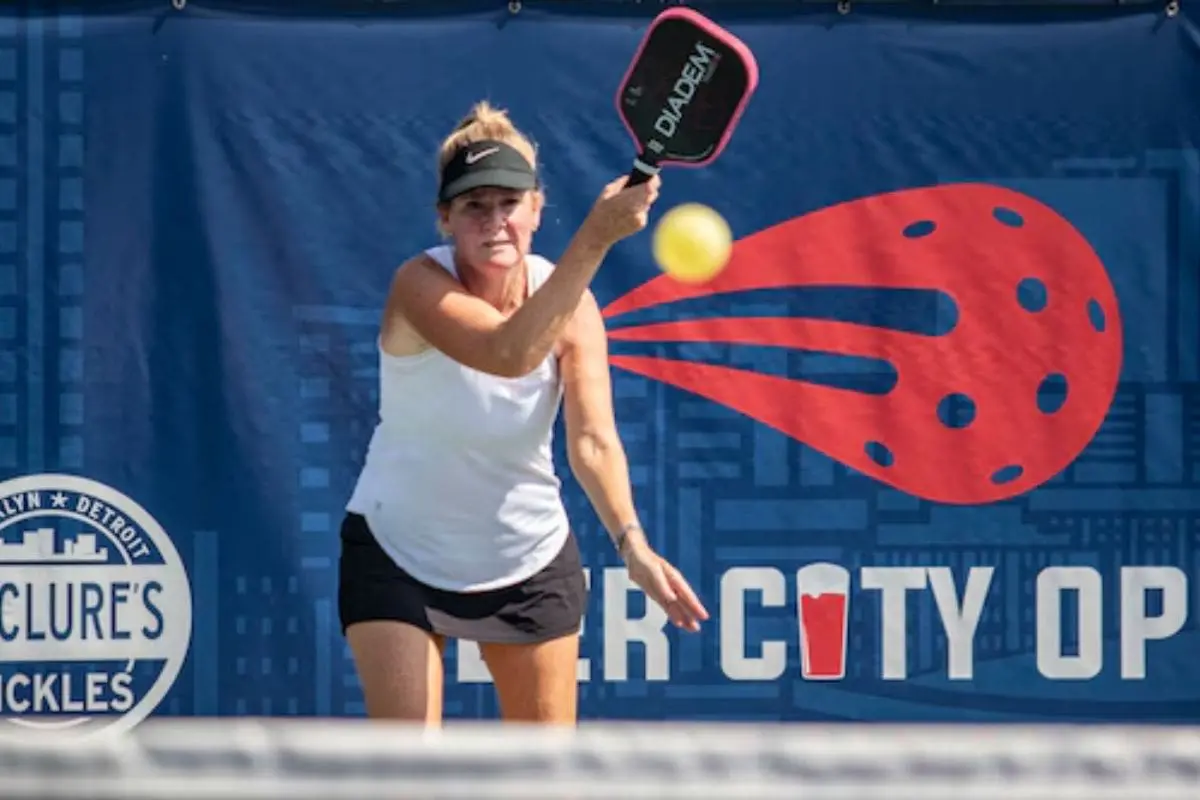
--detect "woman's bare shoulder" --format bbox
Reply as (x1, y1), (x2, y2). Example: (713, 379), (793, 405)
(381, 253), (453, 358)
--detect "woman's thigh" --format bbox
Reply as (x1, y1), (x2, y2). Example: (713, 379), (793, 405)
(480, 631), (580, 725)
(346, 620), (446, 724)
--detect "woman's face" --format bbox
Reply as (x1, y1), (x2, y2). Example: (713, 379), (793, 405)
(441, 186), (542, 271)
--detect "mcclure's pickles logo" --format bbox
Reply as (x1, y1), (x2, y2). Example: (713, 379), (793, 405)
(0, 474), (192, 738)
(602, 183), (1123, 504)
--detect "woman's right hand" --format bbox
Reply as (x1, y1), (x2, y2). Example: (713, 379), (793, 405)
(578, 173), (662, 248)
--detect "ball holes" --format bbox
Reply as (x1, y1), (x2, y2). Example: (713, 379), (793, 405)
(1087, 298), (1106, 333)
(937, 393), (976, 429)
(903, 220), (936, 239)
(992, 465), (1023, 485)
(1037, 373), (1069, 414)
(865, 441), (894, 468)
(993, 207), (1024, 227)
(1017, 278), (1047, 313)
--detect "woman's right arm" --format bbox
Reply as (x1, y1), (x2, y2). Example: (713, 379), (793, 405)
(387, 175), (660, 378)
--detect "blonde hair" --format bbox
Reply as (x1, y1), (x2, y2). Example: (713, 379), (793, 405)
(437, 100), (538, 179)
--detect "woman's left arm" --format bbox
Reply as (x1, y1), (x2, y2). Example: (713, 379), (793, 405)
(560, 290), (709, 633)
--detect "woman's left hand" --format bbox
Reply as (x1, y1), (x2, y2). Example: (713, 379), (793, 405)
(623, 542), (709, 632)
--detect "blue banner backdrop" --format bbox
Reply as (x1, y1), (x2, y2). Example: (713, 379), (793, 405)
(1, 0), (1199, 732)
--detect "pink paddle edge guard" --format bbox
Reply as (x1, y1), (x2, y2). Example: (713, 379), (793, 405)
(613, 6), (760, 168)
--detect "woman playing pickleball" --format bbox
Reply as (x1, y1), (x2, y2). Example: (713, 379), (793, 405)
(338, 101), (708, 725)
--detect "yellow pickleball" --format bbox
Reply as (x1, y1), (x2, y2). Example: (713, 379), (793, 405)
(651, 203), (732, 284)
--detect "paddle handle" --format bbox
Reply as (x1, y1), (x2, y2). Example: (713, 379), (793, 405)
(627, 153), (660, 187)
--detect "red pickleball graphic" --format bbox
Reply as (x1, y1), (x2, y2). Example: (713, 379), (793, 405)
(602, 183), (1123, 505)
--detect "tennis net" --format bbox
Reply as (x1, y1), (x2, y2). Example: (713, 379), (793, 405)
(1, 719), (1198, 798)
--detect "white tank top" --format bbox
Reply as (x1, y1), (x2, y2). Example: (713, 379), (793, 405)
(345, 245), (570, 592)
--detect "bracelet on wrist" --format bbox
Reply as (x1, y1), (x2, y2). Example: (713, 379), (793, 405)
(613, 522), (642, 559)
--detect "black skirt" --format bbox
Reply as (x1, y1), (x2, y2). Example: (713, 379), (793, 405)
(337, 512), (588, 645)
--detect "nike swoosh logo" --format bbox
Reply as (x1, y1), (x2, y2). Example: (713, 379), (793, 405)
(465, 147), (500, 165)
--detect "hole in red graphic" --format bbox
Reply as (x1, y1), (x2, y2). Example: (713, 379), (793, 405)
(992, 465), (1023, 484)
(1037, 373), (1068, 414)
(1017, 278), (1047, 313)
(865, 441), (893, 468)
(1087, 299), (1106, 333)
(937, 393), (976, 429)
(903, 220), (936, 238)
(993, 207), (1024, 227)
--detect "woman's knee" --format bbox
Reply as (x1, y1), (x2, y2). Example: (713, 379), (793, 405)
(346, 620), (446, 723)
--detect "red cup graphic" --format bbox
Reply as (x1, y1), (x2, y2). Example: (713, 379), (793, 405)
(796, 562), (851, 680)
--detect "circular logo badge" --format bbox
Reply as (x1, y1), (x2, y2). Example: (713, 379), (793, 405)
(0, 474), (192, 738)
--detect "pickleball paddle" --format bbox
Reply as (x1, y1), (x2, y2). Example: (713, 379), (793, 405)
(615, 8), (759, 187)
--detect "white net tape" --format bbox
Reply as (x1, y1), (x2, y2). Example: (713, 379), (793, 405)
(1, 719), (1199, 799)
